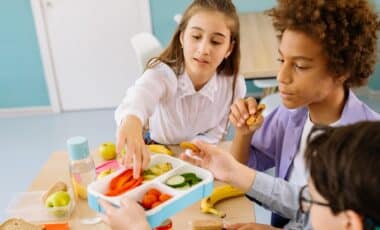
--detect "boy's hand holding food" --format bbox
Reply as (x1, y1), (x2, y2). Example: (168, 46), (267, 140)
(229, 97), (265, 135)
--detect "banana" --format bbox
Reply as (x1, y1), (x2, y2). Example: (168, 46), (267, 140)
(200, 185), (244, 218)
(148, 144), (174, 156)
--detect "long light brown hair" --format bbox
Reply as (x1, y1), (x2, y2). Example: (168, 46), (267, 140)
(148, 0), (241, 140)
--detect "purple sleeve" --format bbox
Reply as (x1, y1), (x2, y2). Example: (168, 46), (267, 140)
(247, 106), (285, 171)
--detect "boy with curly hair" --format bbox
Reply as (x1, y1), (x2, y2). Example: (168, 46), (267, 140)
(227, 0), (380, 227)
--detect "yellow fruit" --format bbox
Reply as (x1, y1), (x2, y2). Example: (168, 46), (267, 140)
(45, 191), (71, 217)
(148, 144), (173, 156)
(200, 185), (244, 218)
(99, 142), (116, 160)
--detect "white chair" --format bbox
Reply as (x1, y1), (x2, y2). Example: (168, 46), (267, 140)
(173, 14), (182, 24)
(130, 32), (163, 73)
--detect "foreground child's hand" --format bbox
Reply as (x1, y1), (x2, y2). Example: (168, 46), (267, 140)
(100, 197), (150, 230)
(229, 97), (264, 136)
(116, 115), (150, 179)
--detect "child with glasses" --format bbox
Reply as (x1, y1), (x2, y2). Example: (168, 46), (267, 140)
(299, 121), (380, 230)
(179, 121), (380, 229)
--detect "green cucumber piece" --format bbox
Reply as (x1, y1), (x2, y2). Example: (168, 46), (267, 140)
(166, 175), (187, 188)
(176, 183), (190, 190)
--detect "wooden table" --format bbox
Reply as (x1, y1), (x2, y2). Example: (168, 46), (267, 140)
(239, 12), (279, 79)
(28, 142), (255, 229)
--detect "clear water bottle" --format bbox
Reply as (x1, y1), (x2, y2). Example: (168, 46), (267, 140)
(67, 136), (96, 200)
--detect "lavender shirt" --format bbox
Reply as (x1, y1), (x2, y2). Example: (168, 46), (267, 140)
(246, 90), (380, 221)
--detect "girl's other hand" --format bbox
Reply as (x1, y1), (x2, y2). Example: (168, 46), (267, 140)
(229, 97), (264, 135)
(100, 198), (150, 230)
(116, 116), (150, 179)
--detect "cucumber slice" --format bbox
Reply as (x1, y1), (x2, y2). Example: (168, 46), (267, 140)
(181, 173), (197, 180)
(176, 183), (190, 190)
(189, 177), (202, 186)
(166, 175), (187, 188)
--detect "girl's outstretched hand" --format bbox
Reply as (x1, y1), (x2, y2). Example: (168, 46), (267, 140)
(116, 115), (150, 179)
(100, 197), (150, 230)
(180, 140), (240, 183)
(229, 97), (264, 136)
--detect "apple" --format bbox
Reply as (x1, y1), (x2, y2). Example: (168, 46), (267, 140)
(99, 142), (116, 160)
(97, 168), (115, 180)
(45, 191), (71, 217)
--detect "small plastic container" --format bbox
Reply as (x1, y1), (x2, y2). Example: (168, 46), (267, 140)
(5, 189), (75, 222)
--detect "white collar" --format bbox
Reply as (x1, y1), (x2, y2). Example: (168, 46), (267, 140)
(178, 71), (218, 102)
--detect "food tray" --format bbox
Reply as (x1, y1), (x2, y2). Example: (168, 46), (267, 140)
(87, 154), (214, 228)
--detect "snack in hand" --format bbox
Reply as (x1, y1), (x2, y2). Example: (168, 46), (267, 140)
(179, 141), (200, 153)
(246, 104), (266, 126)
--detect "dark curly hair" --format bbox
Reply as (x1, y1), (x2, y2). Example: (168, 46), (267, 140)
(305, 121), (380, 227)
(268, 0), (380, 88)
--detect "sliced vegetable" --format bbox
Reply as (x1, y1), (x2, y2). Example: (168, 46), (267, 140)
(106, 171), (143, 196)
(165, 175), (187, 188)
(165, 172), (203, 189)
(140, 188), (172, 210)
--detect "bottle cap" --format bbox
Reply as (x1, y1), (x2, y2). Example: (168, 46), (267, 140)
(67, 136), (89, 160)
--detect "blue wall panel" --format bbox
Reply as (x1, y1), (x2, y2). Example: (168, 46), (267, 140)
(0, 0), (49, 108)
(0, 0), (378, 109)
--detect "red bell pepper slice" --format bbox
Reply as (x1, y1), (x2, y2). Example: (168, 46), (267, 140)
(106, 176), (143, 196)
(109, 169), (133, 190)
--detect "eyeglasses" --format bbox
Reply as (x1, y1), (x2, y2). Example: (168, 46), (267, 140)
(299, 185), (330, 213)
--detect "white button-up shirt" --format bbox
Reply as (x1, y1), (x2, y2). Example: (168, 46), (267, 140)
(115, 62), (246, 144)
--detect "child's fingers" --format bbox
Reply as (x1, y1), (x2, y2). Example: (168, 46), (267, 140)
(116, 131), (126, 155)
(132, 153), (142, 179)
(230, 103), (246, 127)
(235, 98), (249, 119)
(245, 97), (257, 115)
(141, 146), (150, 170)
(99, 213), (110, 226)
(120, 197), (138, 208)
(180, 153), (202, 167)
(193, 140), (209, 154)
(230, 103), (243, 120)
(229, 114), (240, 127)
(124, 144), (133, 167)
(99, 199), (116, 216)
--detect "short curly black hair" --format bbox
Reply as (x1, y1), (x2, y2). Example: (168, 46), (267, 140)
(268, 0), (380, 88)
